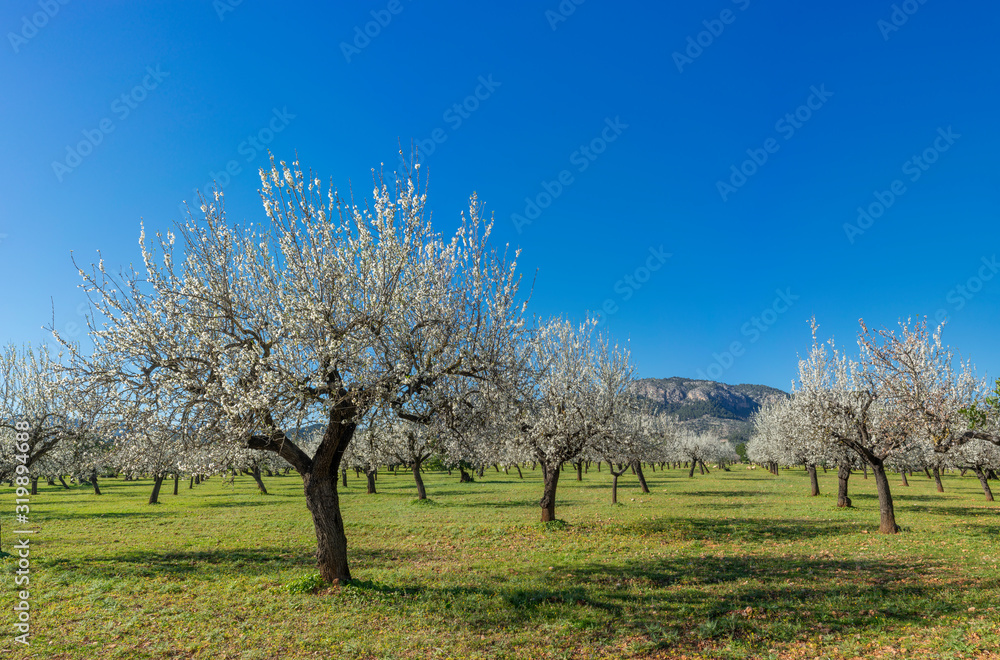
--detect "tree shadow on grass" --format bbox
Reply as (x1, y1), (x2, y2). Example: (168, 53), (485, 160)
(616, 516), (855, 543)
(49, 546), (426, 581)
(675, 490), (772, 498)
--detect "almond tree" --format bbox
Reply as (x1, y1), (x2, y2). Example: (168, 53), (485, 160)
(502, 319), (635, 522)
(794, 320), (916, 533)
(58, 158), (525, 583)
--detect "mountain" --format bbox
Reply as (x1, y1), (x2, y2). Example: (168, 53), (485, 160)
(629, 377), (789, 445)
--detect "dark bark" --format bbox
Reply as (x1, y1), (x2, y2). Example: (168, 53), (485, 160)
(539, 465), (561, 522)
(173, 474), (179, 495)
(836, 465), (852, 507)
(251, 466), (269, 495)
(459, 467), (473, 483)
(933, 466), (944, 493)
(515, 465), (523, 479)
(412, 459), (427, 500)
(341, 469), (348, 488)
(30, 477), (38, 495)
(870, 460), (900, 534)
(862, 464), (868, 479)
(688, 460), (697, 478)
(189, 476), (194, 489)
(576, 462), (583, 481)
(195, 474), (201, 485)
(58, 476), (70, 489)
(610, 463), (629, 504)
(698, 460), (706, 475)
(91, 470), (102, 496)
(900, 470), (909, 487)
(366, 469), (377, 494)
(924, 467), (932, 480)
(149, 474), (165, 504)
(973, 467), (994, 501)
(807, 464), (819, 496)
(634, 461), (650, 493)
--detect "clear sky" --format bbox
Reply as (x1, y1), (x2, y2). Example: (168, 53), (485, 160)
(0, 0), (997, 391)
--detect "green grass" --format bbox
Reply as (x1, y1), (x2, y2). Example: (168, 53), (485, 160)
(2, 465), (1000, 659)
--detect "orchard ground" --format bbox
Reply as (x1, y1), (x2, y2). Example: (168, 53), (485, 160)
(2, 466), (999, 659)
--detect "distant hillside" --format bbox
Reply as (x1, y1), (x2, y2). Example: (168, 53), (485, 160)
(629, 377), (789, 445)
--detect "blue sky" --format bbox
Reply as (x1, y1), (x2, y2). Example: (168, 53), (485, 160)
(0, 0), (997, 391)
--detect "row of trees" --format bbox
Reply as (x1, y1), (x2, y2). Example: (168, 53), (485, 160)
(0, 156), (739, 584)
(748, 318), (1000, 532)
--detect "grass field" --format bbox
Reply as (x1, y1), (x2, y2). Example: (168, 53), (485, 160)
(2, 464), (999, 659)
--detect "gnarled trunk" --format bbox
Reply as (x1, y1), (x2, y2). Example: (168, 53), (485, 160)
(303, 472), (351, 583)
(836, 464), (852, 507)
(539, 465), (561, 522)
(412, 459), (427, 500)
(515, 464), (523, 479)
(251, 466), (269, 495)
(933, 466), (944, 493)
(870, 459), (899, 533)
(634, 461), (650, 493)
(807, 464), (819, 496)
(149, 474), (165, 504)
(973, 467), (994, 501)
(365, 469), (377, 494)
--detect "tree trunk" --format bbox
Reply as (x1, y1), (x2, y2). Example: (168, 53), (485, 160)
(634, 461), (650, 493)
(539, 465), (561, 522)
(973, 467), (994, 502)
(459, 467), (473, 483)
(576, 462), (583, 481)
(477, 465), (485, 478)
(189, 476), (194, 489)
(862, 464), (868, 479)
(341, 469), (348, 488)
(58, 476), (70, 489)
(900, 470), (909, 487)
(302, 471), (351, 584)
(870, 460), (900, 533)
(924, 467), (932, 479)
(807, 464), (819, 496)
(688, 460), (697, 478)
(195, 474), (201, 485)
(30, 477), (38, 495)
(933, 466), (944, 493)
(596, 461), (601, 472)
(698, 460), (706, 475)
(836, 465), (852, 507)
(149, 474), (165, 504)
(412, 460), (427, 500)
(366, 469), (377, 494)
(515, 465), (523, 479)
(91, 470), (102, 496)
(251, 466), (269, 495)
(173, 474), (179, 495)
(611, 473), (619, 504)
